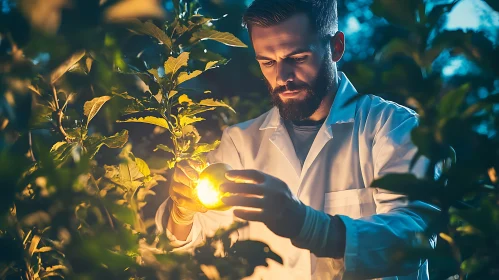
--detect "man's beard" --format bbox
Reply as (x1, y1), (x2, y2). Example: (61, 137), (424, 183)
(266, 57), (335, 121)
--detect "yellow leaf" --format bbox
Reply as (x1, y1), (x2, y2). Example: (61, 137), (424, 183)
(200, 264), (221, 280)
(193, 30), (247, 48)
(168, 90), (179, 99)
(34, 246), (53, 253)
(164, 52), (189, 77)
(83, 96), (112, 127)
(154, 92), (162, 103)
(50, 50), (85, 84)
(134, 157), (151, 177)
(180, 116), (204, 127)
(177, 70), (203, 85)
(45, 265), (66, 272)
(154, 144), (174, 154)
(178, 94), (193, 105)
(104, 0), (165, 22)
(205, 61), (219, 70)
(117, 116), (169, 129)
(488, 167), (497, 183)
(199, 98), (235, 113)
(193, 141), (220, 156)
(29, 235), (41, 257)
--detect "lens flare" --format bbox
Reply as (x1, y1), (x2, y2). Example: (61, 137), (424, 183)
(196, 178), (222, 208)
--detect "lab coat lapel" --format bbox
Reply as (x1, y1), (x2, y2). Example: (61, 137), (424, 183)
(297, 72), (358, 200)
(298, 124), (333, 194)
(260, 108), (302, 179)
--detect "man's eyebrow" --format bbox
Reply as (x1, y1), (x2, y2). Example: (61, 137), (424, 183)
(255, 48), (313, 60)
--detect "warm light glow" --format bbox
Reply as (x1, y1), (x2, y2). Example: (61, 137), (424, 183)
(196, 178), (222, 208)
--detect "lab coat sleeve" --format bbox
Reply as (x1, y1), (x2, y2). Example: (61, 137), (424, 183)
(155, 127), (243, 251)
(339, 115), (439, 279)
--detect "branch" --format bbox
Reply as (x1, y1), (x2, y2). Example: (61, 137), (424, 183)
(52, 86), (69, 140)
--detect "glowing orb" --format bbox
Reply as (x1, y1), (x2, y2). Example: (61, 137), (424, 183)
(196, 179), (222, 208)
(195, 163), (232, 210)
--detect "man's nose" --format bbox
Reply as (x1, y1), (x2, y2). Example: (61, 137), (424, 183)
(275, 61), (295, 86)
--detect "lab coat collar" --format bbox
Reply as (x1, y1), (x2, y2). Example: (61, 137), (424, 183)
(259, 72), (358, 131)
(326, 72), (358, 125)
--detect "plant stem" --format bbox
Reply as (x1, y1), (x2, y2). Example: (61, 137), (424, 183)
(28, 131), (36, 162)
(52, 86), (69, 140)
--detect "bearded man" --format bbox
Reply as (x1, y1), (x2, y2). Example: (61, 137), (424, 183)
(156, 0), (439, 279)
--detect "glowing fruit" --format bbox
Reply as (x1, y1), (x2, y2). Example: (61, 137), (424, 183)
(196, 163), (232, 210)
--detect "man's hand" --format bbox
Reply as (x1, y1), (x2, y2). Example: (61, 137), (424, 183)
(169, 160), (207, 226)
(221, 170), (306, 239)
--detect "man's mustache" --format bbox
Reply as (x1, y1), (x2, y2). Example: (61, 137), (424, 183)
(272, 82), (312, 95)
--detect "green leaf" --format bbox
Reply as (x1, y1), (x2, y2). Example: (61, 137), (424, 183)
(199, 98), (235, 113)
(372, 173), (441, 201)
(29, 104), (53, 129)
(154, 144), (174, 154)
(192, 30), (247, 47)
(84, 130), (129, 159)
(83, 96), (112, 127)
(50, 50), (86, 84)
(225, 240), (283, 277)
(179, 116), (204, 127)
(376, 38), (421, 65)
(180, 105), (216, 117)
(117, 116), (170, 129)
(50, 141), (79, 166)
(189, 15), (213, 27)
(192, 141), (220, 157)
(438, 83), (470, 119)
(177, 70), (203, 85)
(126, 19), (172, 50)
(164, 52), (190, 77)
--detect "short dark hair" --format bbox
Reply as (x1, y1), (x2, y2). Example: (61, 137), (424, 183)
(242, 0), (338, 38)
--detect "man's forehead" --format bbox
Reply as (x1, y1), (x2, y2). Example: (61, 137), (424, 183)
(250, 14), (317, 54)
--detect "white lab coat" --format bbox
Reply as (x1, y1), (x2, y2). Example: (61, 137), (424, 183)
(156, 72), (439, 280)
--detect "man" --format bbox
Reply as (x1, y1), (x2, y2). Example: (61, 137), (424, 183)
(156, 0), (439, 279)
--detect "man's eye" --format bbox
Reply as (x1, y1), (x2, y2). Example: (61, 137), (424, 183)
(262, 61), (275, 67)
(293, 56), (307, 63)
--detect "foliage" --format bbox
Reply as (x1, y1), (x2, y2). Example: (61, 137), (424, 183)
(344, 0), (499, 279)
(0, 0), (280, 279)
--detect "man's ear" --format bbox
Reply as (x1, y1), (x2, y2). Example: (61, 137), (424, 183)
(330, 31), (345, 62)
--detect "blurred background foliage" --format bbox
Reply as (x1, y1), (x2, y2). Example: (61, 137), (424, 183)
(1, 0), (498, 279)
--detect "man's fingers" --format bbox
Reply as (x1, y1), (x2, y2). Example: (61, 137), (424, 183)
(170, 181), (195, 199)
(177, 161), (199, 182)
(171, 193), (207, 213)
(187, 159), (203, 172)
(220, 183), (264, 195)
(233, 209), (263, 222)
(222, 195), (265, 209)
(225, 169), (265, 184)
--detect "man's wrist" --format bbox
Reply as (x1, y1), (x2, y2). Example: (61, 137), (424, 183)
(170, 203), (195, 225)
(325, 215), (346, 259)
(290, 206), (346, 258)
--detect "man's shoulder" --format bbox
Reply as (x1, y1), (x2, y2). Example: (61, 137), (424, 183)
(357, 94), (418, 123)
